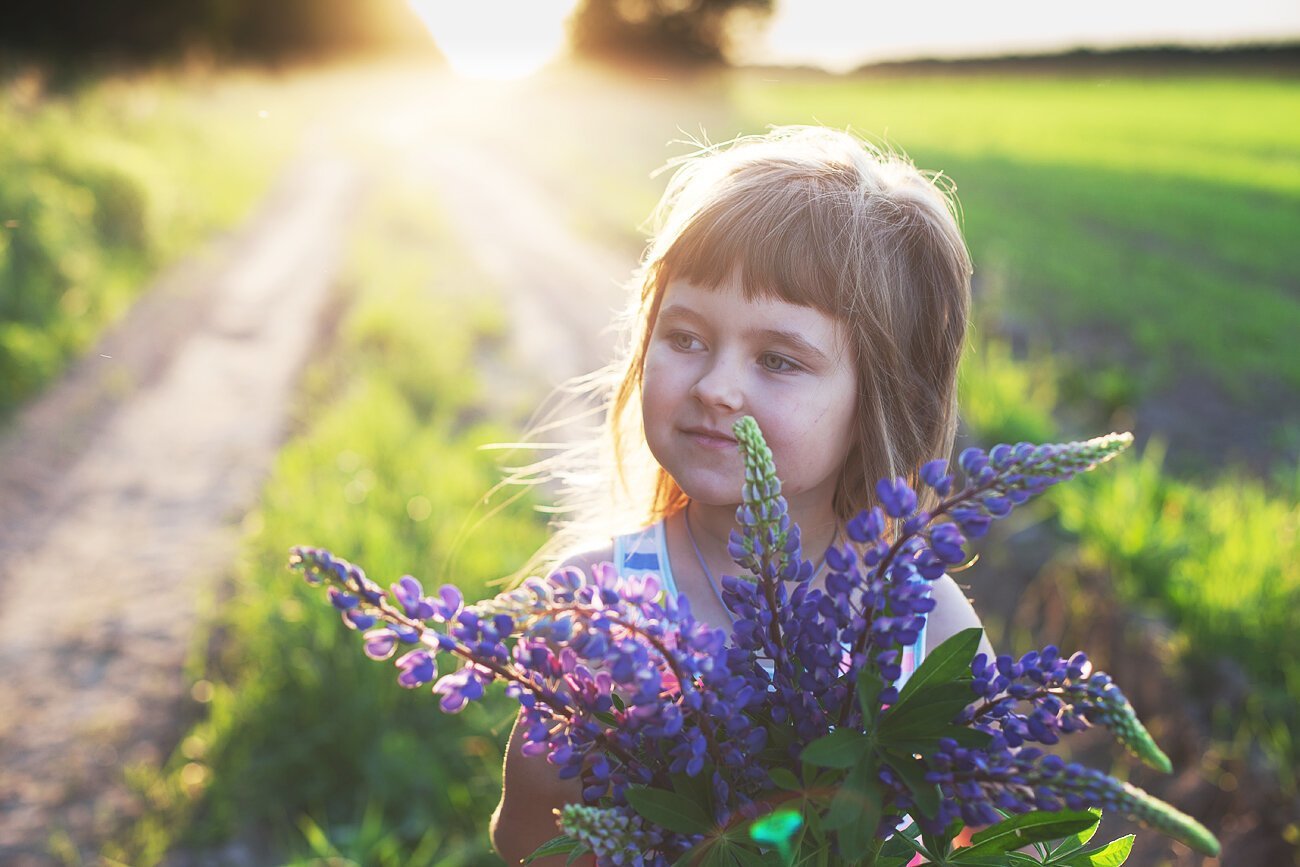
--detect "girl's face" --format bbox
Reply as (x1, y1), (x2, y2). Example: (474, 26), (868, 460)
(641, 275), (859, 517)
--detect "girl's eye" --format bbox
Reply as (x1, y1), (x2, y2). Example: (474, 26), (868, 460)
(669, 332), (701, 351)
(760, 352), (799, 373)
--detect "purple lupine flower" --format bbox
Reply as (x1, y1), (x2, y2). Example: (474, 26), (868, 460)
(289, 424), (1223, 862)
(875, 477), (918, 518)
(920, 458), (953, 496)
(395, 649), (435, 689)
(392, 576), (436, 619)
(362, 627), (398, 660)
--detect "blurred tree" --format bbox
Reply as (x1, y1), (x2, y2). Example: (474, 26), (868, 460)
(0, 0), (436, 66)
(569, 0), (772, 65)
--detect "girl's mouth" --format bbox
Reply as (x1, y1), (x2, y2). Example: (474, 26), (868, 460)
(681, 426), (739, 450)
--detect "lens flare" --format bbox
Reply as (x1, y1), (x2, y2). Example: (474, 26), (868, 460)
(408, 0), (578, 80)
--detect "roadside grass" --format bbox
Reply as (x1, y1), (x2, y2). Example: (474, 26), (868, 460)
(0, 68), (293, 417)
(106, 188), (540, 866)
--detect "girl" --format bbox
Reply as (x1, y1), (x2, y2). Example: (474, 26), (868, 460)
(491, 126), (994, 865)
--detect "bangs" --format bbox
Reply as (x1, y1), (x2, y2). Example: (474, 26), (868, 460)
(658, 177), (850, 317)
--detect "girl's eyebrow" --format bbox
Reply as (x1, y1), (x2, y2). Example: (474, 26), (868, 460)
(754, 329), (831, 364)
(656, 303), (702, 324)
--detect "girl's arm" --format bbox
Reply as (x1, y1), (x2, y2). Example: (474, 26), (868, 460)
(925, 574), (996, 662)
(491, 708), (595, 866)
(492, 548), (610, 866)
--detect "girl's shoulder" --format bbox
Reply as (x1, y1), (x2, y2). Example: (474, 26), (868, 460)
(925, 573), (995, 660)
(556, 544), (615, 577)
(558, 520), (672, 585)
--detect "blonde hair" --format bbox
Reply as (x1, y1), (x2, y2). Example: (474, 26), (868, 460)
(529, 126), (971, 569)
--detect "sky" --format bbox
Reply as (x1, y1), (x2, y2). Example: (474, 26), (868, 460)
(750, 0), (1300, 71)
(409, 0), (1300, 80)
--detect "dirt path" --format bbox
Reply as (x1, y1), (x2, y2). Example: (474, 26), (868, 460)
(0, 73), (636, 865)
(0, 142), (361, 864)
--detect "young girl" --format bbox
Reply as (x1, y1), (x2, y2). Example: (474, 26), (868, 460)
(491, 126), (994, 865)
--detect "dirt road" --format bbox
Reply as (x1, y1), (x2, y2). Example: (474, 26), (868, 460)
(0, 143), (361, 864)
(0, 72), (638, 865)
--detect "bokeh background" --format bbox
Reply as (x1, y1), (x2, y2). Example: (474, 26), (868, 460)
(0, 2), (1297, 865)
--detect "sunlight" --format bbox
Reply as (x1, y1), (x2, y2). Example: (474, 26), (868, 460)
(408, 0), (579, 80)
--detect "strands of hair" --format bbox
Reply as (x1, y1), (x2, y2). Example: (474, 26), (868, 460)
(506, 126), (972, 578)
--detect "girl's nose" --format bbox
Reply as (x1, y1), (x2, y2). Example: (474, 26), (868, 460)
(690, 359), (743, 411)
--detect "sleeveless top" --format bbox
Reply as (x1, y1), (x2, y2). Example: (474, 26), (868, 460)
(613, 520), (928, 691)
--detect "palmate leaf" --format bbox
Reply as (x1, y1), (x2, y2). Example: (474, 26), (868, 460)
(891, 627), (984, 709)
(1047, 808), (1101, 858)
(881, 748), (941, 818)
(523, 834), (584, 864)
(1054, 834), (1135, 867)
(951, 810), (1100, 861)
(822, 758), (881, 861)
(878, 681), (977, 740)
(800, 729), (872, 769)
(625, 785), (715, 835)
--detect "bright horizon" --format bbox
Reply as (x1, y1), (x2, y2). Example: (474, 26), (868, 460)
(751, 0), (1300, 72)
(409, 0), (1300, 80)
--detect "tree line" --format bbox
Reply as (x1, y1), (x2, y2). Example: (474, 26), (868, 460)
(0, 0), (772, 66)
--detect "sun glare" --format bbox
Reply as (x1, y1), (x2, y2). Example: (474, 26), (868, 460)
(408, 0), (579, 80)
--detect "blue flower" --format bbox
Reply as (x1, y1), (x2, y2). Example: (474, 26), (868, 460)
(395, 649), (435, 689)
(875, 477), (918, 518)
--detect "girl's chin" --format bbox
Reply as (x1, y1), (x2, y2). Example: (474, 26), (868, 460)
(669, 477), (742, 510)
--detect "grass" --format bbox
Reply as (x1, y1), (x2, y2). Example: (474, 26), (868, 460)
(730, 73), (1300, 402)
(0, 67), (293, 417)
(958, 317), (1300, 795)
(106, 186), (542, 866)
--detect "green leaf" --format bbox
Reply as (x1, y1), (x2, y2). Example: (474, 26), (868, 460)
(1055, 835), (1135, 867)
(672, 766), (717, 814)
(730, 843), (780, 867)
(892, 627), (983, 710)
(886, 725), (992, 756)
(523, 835), (580, 864)
(857, 668), (885, 726)
(880, 829), (923, 865)
(823, 759), (881, 859)
(878, 682), (977, 740)
(882, 749), (940, 819)
(960, 810), (1100, 858)
(699, 840), (734, 867)
(767, 767), (802, 791)
(1048, 808), (1102, 858)
(625, 785), (715, 835)
(672, 839), (710, 867)
(567, 843), (593, 866)
(801, 729), (872, 769)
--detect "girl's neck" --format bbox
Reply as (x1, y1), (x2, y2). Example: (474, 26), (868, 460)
(681, 496), (841, 578)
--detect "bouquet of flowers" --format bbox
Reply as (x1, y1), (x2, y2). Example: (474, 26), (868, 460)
(290, 417), (1219, 866)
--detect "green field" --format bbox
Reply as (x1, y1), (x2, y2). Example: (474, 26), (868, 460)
(734, 74), (1300, 411)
